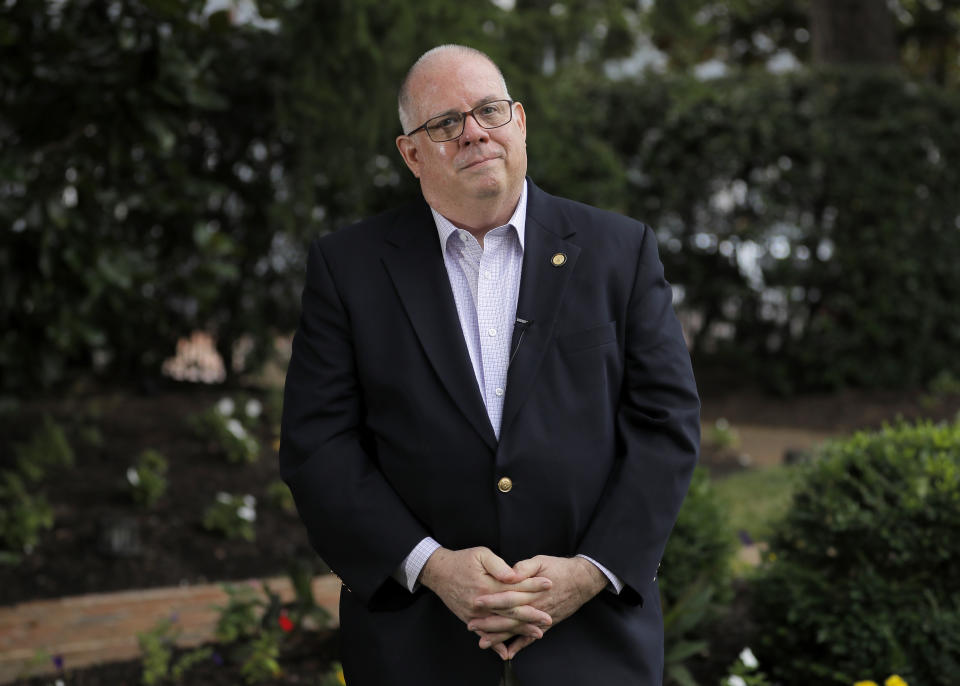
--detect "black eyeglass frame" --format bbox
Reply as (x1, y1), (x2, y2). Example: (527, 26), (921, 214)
(403, 99), (517, 141)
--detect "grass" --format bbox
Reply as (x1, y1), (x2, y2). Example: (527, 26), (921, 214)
(712, 464), (799, 543)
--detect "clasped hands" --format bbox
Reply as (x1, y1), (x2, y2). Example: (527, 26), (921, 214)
(419, 547), (607, 660)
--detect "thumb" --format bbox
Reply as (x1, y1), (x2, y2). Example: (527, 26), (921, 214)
(512, 557), (545, 581)
(478, 550), (520, 584)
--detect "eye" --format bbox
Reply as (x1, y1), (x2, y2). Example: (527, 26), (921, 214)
(478, 104), (499, 116)
(429, 115), (460, 130)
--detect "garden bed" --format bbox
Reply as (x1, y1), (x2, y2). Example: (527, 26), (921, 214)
(0, 384), (324, 608)
(3, 380), (957, 607)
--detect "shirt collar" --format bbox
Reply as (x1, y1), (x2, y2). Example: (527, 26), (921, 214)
(431, 179), (527, 252)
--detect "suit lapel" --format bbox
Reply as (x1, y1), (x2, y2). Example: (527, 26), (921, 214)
(501, 182), (580, 437)
(381, 202), (498, 451)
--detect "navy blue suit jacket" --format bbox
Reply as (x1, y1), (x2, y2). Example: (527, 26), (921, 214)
(280, 179), (700, 685)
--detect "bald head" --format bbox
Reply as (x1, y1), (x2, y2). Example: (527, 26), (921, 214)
(398, 45), (511, 134)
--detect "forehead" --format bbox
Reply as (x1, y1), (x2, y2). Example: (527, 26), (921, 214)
(408, 54), (506, 119)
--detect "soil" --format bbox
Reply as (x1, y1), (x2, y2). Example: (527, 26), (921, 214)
(0, 384), (324, 608)
(5, 377), (957, 607)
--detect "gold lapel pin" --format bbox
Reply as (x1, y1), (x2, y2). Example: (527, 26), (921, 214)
(551, 252), (567, 267)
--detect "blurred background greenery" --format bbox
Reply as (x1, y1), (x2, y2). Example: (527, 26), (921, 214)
(2, 0), (959, 396)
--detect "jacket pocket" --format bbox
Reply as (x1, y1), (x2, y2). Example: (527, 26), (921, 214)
(557, 320), (617, 354)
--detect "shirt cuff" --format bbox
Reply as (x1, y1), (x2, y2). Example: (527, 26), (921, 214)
(576, 554), (624, 594)
(394, 537), (442, 593)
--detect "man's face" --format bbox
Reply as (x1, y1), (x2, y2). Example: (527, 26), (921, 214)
(396, 53), (527, 214)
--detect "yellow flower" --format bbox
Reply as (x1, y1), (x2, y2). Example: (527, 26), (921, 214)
(854, 682), (878, 686)
(336, 665), (346, 685)
(885, 676), (908, 686)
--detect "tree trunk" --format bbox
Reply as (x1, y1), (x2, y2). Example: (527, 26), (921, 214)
(809, 0), (899, 65)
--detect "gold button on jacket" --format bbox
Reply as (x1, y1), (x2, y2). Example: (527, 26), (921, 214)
(497, 477), (513, 493)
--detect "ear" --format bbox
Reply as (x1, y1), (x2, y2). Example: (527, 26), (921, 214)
(396, 135), (422, 179)
(513, 102), (527, 141)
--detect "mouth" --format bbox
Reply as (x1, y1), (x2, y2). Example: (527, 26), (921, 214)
(460, 155), (501, 171)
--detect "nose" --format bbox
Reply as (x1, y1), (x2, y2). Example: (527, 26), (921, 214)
(459, 113), (489, 146)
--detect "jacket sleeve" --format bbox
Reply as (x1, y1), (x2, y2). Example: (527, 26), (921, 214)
(577, 224), (700, 605)
(279, 239), (430, 606)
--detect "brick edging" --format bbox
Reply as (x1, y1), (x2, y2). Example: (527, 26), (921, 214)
(0, 574), (341, 684)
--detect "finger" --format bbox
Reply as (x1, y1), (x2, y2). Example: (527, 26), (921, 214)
(475, 590), (551, 612)
(506, 635), (537, 660)
(477, 549), (520, 584)
(512, 557), (546, 580)
(489, 605), (552, 627)
(493, 643), (510, 660)
(469, 615), (544, 637)
(477, 630), (513, 649)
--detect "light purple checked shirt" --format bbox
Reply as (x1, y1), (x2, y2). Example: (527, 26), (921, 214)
(395, 181), (622, 595)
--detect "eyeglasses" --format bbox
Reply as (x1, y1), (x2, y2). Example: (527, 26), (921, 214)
(404, 99), (516, 142)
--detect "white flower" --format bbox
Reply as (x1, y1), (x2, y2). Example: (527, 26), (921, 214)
(237, 505), (257, 522)
(225, 418), (247, 439)
(216, 397), (235, 416)
(727, 676), (747, 686)
(127, 467), (141, 486)
(242, 494), (257, 507)
(739, 647), (759, 669)
(55, 680), (65, 686)
(216, 492), (232, 504)
(245, 399), (262, 419)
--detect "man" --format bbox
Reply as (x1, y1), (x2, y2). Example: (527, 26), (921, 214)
(280, 44), (700, 685)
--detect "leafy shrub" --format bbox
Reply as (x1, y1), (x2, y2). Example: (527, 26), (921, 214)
(265, 479), (295, 515)
(0, 471), (54, 562)
(190, 398), (260, 464)
(203, 492), (257, 541)
(749, 420), (960, 685)
(661, 467), (736, 608)
(137, 616), (213, 686)
(214, 583), (264, 644)
(127, 450), (169, 508)
(600, 69), (960, 392)
(14, 415), (74, 483)
(659, 466), (737, 685)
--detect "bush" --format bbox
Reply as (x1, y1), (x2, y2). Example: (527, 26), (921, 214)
(190, 398), (260, 464)
(13, 414), (74, 483)
(659, 466), (737, 685)
(749, 420), (960, 685)
(599, 68), (960, 392)
(0, 471), (54, 561)
(127, 449), (169, 508)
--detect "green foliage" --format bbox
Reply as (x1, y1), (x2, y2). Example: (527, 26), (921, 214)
(203, 492), (257, 541)
(661, 467), (736, 607)
(0, 0), (299, 392)
(137, 617), (212, 685)
(660, 467), (737, 683)
(0, 415), (71, 560)
(0, 471), (54, 562)
(706, 418), (740, 451)
(14, 415), (74, 483)
(169, 646), (214, 682)
(138, 617), (174, 686)
(265, 479), (295, 515)
(5, 1), (957, 396)
(214, 583), (264, 644)
(600, 68), (960, 391)
(190, 398), (260, 464)
(239, 630), (283, 684)
(663, 577), (714, 686)
(749, 420), (960, 685)
(127, 449), (169, 508)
